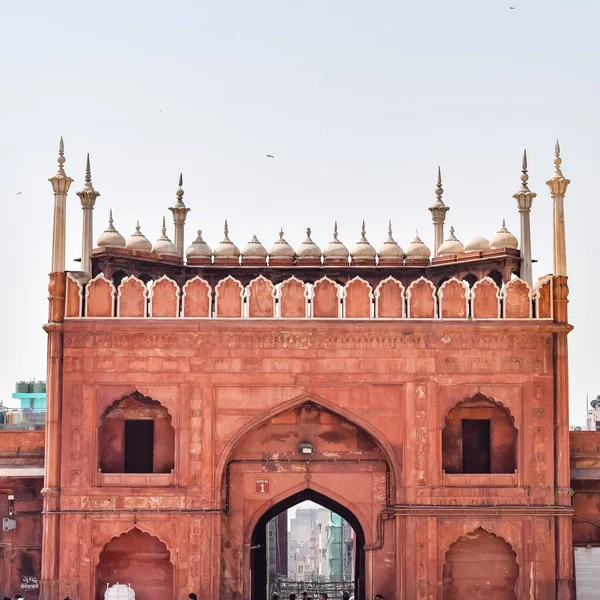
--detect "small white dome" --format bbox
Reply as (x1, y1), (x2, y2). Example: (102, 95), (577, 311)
(377, 221), (403, 259)
(241, 234), (267, 258)
(186, 230), (212, 258)
(296, 228), (322, 259)
(152, 217), (178, 255)
(269, 229), (295, 258)
(490, 220), (518, 250)
(464, 235), (490, 252)
(438, 226), (464, 256)
(323, 222), (349, 260)
(213, 220), (240, 259)
(405, 234), (431, 259)
(125, 221), (152, 252)
(97, 210), (126, 248)
(350, 221), (376, 260)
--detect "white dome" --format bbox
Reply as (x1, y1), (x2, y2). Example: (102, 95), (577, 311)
(438, 226), (464, 256)
(323, 222), (349, 260)
(152, 217), (178, 256)
(97, 210), (126, 248)
(350, 221), (376, 260)
(241, 234), (267, 258)
(186, 230), (212, 259)
(464, 235), (490, 252)
(213, 220), (240, 259)
(125, 222), (152, 252)
(104, 583), (135, 600)
(296, 228), (322, 259)
(377, 221), (403, 259)
(405, 234), (431, 259)
(490, 220), (518, 250)
(269, 229), (295, 258)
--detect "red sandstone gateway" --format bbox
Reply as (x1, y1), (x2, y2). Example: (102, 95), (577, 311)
(32, 141), (577, 599)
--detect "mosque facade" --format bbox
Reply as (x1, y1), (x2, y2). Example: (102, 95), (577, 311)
(35, 141), (577, 599)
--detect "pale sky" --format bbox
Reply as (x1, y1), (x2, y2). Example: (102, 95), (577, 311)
(1, 1), (598, 425)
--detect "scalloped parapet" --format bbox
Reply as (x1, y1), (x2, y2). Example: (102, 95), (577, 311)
(246, 275), (276, 318)
(215, 276), (244, 318)
(182, 277), (211, 318)
(312, 277), (340, 318)
(343, 277), (373, 319)
(85, 274), (115, 317)
(278, 277), (308, 318)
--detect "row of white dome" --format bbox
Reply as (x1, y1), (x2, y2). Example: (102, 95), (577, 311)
(97, 212), (519, 260)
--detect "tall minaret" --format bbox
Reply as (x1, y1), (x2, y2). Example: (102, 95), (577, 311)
(546, 140), (571, 276)
(169, 173), (190, 260)
(48, 137), (74, 272)
(76, 154), (100, 276)
(428, 166), (449, 257)
(513, 150), (536, 286)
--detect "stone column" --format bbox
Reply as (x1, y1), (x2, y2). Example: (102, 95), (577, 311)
(513, 150), (536, 286)
(41, 139), (72, 600)
(548, 144), (574, 599)
(428, 167), (449, 257)
(76, 154), (100, 277)
(169, 173), (190, 260)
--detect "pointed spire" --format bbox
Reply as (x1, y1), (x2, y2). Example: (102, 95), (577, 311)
(56, 137), (66, 177)
(356, 220), (370, 244)
(386, 220), (395, 243)
(97, 209), (126, 248)
(222, 219), (231, 242)
(78, 153), (97, 193)
(161, 215), (167, 236)
(333, 221), (339, 241)
(173, 172), (185, 207)
(278, 228), (285, 241)
(108, 209), (115, 230)
(49, 136), (73, 193)
(377, 220), (403, 260)
(433, 166), (445, 207)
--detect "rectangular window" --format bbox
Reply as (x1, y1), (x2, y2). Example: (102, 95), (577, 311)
(124, 419), (154, 473)
(462, 419), (491, 473)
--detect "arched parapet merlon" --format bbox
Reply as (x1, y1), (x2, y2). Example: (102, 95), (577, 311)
(100, 390), (172, 425)
(533, 275), (553, 319)
(117, 275), (147, 318)
(182, 276), (212, 318)
(215, 275), (244, 318)
(148, 274), (180, 318)
(438, 277), (469, 319)
(470, 276), (500, 319)
(85, 273), (116, 317)
(342, 276), (373, 318)
(442, 392), (516, 428)
(312, 276), (341, 318)
(374, 276), (405, 318)
(406, 276), (436, 319)
(215, 390), (401, 499)
(278, 276), (309, 318)
(243, 482), (373, 545)
(501, 278), (533, 319)
(246, 274), (276, 318)
(65, 272), (84, 318)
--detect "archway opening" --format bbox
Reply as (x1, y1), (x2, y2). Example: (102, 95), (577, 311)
(442, 528), (519, 599)
(251, 489), (365, 600)
(96, 528), (173, 600)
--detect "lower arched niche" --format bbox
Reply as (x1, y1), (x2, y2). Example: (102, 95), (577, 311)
(96, 527), (173, 600)
(442, 528), (519, 600)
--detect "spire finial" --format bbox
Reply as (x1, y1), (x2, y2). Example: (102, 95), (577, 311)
(85, 153), (91, 184)
(552, 138), (564, 177)
(50, 136), (71, 184)
(162, 215), (167, 235)
(384, 220), (396, 244)
(433, 166), (445, 207)
(360, 219), (367, 240)
(279, 227), (284, 240)
(225, 219), (229, 237)
(179, 172), (183, 187)
(502, 218), (506, 228)
(109, 209), (113, 225)
(333, 221), (339, 241)
(136, 220), (141, 231)
(307, 227), (311, 237)
(388, 220), (393, 238)
(174, 172), (185, 203)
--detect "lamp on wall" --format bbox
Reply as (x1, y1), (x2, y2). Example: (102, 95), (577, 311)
(298, 441), (313, 455)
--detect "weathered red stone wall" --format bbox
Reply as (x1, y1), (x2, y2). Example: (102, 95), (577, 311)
(52, 318), (563, 600)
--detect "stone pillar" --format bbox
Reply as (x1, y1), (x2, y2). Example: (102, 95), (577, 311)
(513, 150), (536, 286)
(41, 140), (72, 600)
(546, 141), (570, 276)
(549, 143), (574, 599)
(76, 154), (100, 277)
(169, 173), (190, 260)
(428, 167), (449, 257)
(49, 138), (73, 273)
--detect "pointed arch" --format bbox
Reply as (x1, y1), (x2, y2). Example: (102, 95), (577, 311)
(97, 525), (172, 559)
(312, 275), (341, 318)
(246, 274), (276, 318)
(148, 274), (180, 317)
(406, 276), (436, 318)
(117, 275), (147, 317)
(182, 275), (212, 318)
(278, 275), (309, 318)
(216, 390), (400, 496)
(214, 275), (244, 318)
(438, 277), (469, 319)
(343, 275), (373, 318)
(374, 276), (405, 318)
(85, 273), (116, 317)
(471, 276), (500, 319)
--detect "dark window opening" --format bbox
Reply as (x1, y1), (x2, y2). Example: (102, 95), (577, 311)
(462, 419), (491, 474)
(124, 419), (154, 473)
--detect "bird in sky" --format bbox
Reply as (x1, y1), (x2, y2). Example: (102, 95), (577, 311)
(266, 154), (274, 158)
(15, 191), (23, 195)
(509, 6), (516, 8)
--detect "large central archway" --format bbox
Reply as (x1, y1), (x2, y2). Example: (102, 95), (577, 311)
(251, 489), (365, 600)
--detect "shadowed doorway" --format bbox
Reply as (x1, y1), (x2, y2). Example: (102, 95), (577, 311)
(251, 489), (365, 600)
